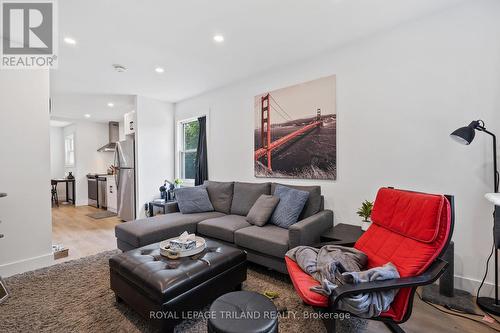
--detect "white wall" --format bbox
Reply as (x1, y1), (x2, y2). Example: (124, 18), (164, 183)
(0, 70), (53, 276)
(63, 121), (115, 206)
(175, 0), (500, 294)
(50, 126), (67, 200)
(135, 96), (175, 217)
(50, 127), (65, 179)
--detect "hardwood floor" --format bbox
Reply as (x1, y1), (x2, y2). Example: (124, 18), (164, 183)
(50, 205), (500, 332)
(52, 205), (121, 263)
(367, 293), (500, 332)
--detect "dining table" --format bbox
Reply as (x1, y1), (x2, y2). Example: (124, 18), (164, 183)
(51, 179), (76, 205)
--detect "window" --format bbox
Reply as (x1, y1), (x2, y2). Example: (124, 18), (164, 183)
(65, 134), (75, 167)
(179, 119), (199, 181)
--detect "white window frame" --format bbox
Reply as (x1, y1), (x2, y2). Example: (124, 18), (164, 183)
(177, 118), (199, 186)
(64, 133), (75, 167)
(176, 114), (209, 186)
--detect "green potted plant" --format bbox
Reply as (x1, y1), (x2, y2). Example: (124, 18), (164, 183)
(357, 200), (374, 231)
(174, 178), (183, 188)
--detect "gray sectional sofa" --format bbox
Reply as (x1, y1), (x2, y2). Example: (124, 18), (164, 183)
(115, 181), (333, 273)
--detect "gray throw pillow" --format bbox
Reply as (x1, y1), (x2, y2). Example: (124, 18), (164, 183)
(231, 182), (271, 216)
(203, 181), (234, 214)
(246, 195), (280, 227)
(270, 185), (309, 229)
(174, 186), (214, 214)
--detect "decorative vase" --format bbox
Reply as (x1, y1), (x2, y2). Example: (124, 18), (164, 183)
(67, 172), (74, 180)
(361, 220), (371, 231)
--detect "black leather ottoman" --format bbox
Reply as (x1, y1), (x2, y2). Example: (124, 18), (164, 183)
(208, 291), (278, 333)
(109, 239), (247, 332)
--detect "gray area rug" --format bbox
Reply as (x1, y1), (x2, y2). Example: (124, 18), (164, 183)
(0, 250), (367, 333)
(86, 211), (117, 219)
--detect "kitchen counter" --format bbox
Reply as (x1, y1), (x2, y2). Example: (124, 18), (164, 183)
(86, 174), (117, 213)
(87, 174), (109, 208)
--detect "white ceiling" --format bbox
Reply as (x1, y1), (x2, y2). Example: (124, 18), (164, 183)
(49, 120), (72, 127)
(51, 0), (465, 103)
(50, 94), (135, 122)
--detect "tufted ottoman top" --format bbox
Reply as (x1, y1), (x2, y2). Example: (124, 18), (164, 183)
(109, 239), (246, 303)
(208, 291), (278, 333)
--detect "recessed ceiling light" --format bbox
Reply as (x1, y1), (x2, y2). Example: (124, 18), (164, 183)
(107, 102), (114, 108)
(84, 114), (91, 118)
(213, 34), (224, 43)
(112, 64), (127, 73)
(64, 37), (77, 45)
(155, 67), (165, 73)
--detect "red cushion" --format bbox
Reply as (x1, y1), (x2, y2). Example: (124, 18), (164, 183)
(370, 188), (445, 243)
(285, 256), (328, 307)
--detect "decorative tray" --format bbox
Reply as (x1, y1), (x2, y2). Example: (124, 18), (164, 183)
(159, 236), (206, 259)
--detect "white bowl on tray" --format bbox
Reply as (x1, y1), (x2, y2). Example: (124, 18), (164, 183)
(159, 236), (206, 259)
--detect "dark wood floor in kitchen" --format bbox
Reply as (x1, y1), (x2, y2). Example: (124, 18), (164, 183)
(52, 205), (121, 263)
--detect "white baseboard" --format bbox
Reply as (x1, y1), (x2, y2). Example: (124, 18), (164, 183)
(453, 274), (495, 297)
(0, 253), (54, 277)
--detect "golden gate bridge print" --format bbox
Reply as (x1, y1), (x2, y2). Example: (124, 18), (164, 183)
(254, 93), (324, 171)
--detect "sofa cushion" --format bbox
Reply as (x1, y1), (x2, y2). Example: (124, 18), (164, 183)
(198, 215), (252, 243)
(174, 186), (214, 214)
(234, 225), (289, 258)
(270, 185), (309, 229)
(231, 182), (271, 216)
(246, 194), (280, 227)
(115, 211), (225, 248)
(370, 187), (446, 243)
(204, 181), (234, 214)
(271, 183), (321, 220)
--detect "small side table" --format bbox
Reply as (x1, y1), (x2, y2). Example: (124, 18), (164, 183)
(318, 223), (365, 247)
(147, 200), (178, 216)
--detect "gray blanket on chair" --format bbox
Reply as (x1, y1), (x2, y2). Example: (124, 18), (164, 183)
(286, 245), (400, 318)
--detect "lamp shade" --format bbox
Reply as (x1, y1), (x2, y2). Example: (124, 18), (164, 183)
(450, 124), (476, 145)
(485, 193), (500, 205)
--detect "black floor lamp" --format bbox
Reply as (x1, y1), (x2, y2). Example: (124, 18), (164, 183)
(450, 120), (500, 315)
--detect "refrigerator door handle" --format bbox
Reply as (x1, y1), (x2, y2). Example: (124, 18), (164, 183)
(115, 168), (120, 190)
(115, 143), (121, 169)
(114, 143), (120, 190)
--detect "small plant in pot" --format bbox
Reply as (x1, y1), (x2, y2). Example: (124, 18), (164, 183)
(174, 178), (183, 188)
(357, 200), (374, 231)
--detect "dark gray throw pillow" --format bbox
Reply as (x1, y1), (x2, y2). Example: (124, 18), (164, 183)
(203, 181), (234, 214)
(174, 186), (214, 214)
(270, 185), (310, 229)
(231, 182), (271, 216)
(246, 195), (280, 227)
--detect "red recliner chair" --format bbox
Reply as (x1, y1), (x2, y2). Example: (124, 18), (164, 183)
(285, 187), (454, 333)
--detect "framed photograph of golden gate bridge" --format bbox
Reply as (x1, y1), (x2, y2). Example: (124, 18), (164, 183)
(254, 75), (336, 180)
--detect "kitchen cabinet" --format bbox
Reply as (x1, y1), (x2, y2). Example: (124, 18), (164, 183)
(106, 176), (117, 213)
(124, 111), (136, 135)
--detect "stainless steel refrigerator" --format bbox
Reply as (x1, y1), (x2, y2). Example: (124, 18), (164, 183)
(114, 138), (136, 221)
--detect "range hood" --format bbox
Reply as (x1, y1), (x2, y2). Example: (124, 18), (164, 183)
(97, 121), (120, 152)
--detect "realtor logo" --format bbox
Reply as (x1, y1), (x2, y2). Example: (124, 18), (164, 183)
(1, 0), (58, 68)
